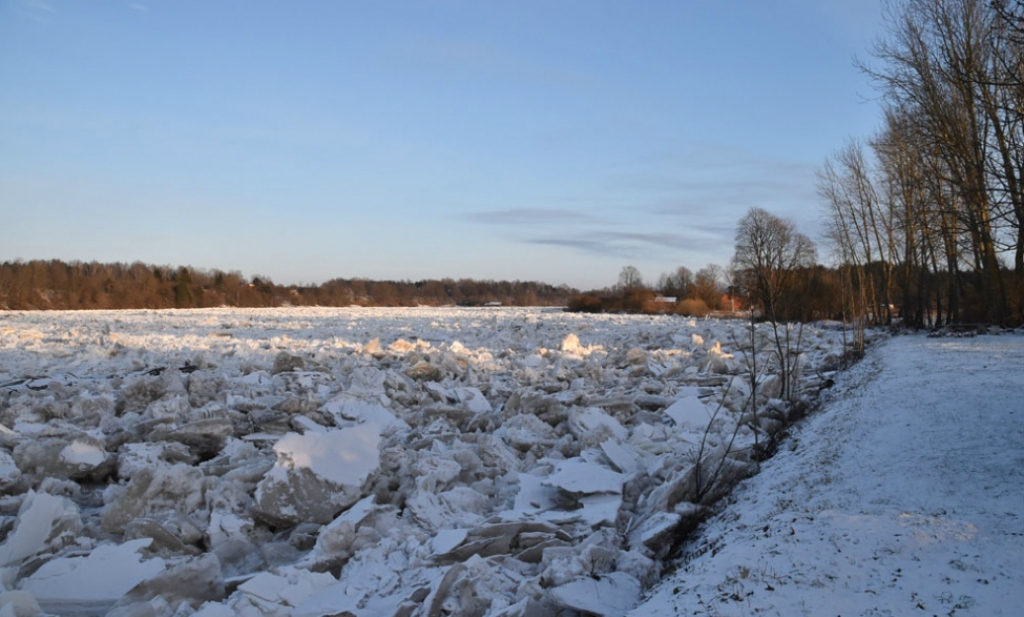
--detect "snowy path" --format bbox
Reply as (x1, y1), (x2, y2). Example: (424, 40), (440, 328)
(632, 334), (1024, 617)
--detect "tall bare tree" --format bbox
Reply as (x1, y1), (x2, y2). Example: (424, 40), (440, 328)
(617, 265), (644, 290)
(863, 0), (1022, 322)
(657, 266), (694, 299)
(733, 207), (817, 323)
(733, 208), (817, 400)
(693, 264), (725, 310)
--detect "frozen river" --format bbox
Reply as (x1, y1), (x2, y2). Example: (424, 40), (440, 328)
(0, 307), (857, 616)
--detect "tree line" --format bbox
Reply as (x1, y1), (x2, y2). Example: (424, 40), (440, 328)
(571, 190), (1019, 330)
(818, 0), (1022, 327)
(0, 259), (576, 310)
(567, 263), (737, 316)
(567, 249), (844, 323)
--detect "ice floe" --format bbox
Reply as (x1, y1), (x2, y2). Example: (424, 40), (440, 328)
(0, 307), (858, 616)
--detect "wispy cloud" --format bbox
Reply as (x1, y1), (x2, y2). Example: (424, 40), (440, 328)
(463, 145), (821, 266)
(613, 162), (816, 202)
(17, 0), (56, 23)
(21, 0), (55, 12)
(388, 36), (599, 92)
(604, 147), (821, 231)
(465, 207), (599, 226)
(463, 200), (734, 262)
(127, 2), (149, 13)
(528, 227), (727, 260)
(647, 177), (816, 215)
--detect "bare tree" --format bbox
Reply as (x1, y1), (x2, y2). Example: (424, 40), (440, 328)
(863, 0), (1021, 323)
(693, 264), (725, 310)
(617, 265), (644, 290)
(732, 208), (817, 323)
(733, 208), (817, 400)
(657, 266), (693, 299)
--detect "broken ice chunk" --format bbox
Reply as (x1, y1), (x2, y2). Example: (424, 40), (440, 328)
(254, 424), (381, 525)
(300, 494), (380, 566)
(192, 602), (236, 617)
(663, 393), (712, 430)
(388, 339), (416, 353)
(207, 511), (253, 550)
(624, 348), (647, 366)
(454, 387), (492, 414)
(101, 464), (207, 534)
(271, 352), (305, 374)
(412, 453), (462, 493)
(20, 539), (166, 607)
(348, 366), (388, 397)
(59, 438), (105, 468)
(627, 511), (682, 558)
(423, 382), (453, 403)
(535, 458), (628, 528)
(575, 494), (624, 528)
(406, 487), (488, 533)
(115, 442), (194, 480)
(0, 490), (81, 567)
(233, 567), (337, 614)
(432, 520), (570, 564)
(431, 528), (469, 556)
(569, 407), (628, 442)
(500, 413), (557, 452)
(406, 360), (442, 382)
(599, 439), (638, 475)
(543, 459), (624, 496)
(331, 494), (378, 528)
(272, 424), (380, 487)
(322, 396), (408, 433)
(290, 415), (328, 434)
(292, 556), (427, 617)
(549, 571), (641, 617)
(0, 450), (21, 491)
(111, 552), (224, 610)
(513, 473), (559, 514)
(703, 340), (734, 373)
(149, 416), (233, 460)
(0, 592), (43, 617)
(14, 435), (113, 482)
(560, 333), (583, 354)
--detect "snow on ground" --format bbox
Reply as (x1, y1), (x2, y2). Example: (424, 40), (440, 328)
(632, 333), (1024, 617)
(0, 306), (966, 617)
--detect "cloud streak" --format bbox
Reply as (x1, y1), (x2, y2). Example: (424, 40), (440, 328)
(528, 227), (727, 260)
(459, 144), (821, 271)
(465, 207), (600, 226)
(22, 0), (55, 13)
(603, 147), (822, 235)
(16, 0), (56, 23)
(395, 37), (600, 92)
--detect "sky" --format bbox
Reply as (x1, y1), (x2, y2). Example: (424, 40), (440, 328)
(0, 0), (885, 290)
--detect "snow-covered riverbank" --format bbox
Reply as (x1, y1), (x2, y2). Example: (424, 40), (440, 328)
(632, 333), (1024, 617)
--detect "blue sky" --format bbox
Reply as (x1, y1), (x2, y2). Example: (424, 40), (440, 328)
(1, 0), (883, 290)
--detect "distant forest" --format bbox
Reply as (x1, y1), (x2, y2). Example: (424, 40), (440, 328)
(0, 259), (577, 310)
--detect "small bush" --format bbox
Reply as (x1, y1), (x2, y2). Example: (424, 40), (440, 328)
(676, 298), (710, 317)
(622, 288), (656, 312)
(567, 293), (604, 313)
